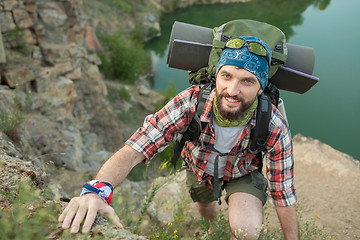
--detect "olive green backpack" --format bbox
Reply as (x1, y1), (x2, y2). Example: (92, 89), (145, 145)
(189, 19), (288, 85)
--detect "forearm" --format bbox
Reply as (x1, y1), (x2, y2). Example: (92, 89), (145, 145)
(275, 205), (299, 240)
(95, 144), (145, 187)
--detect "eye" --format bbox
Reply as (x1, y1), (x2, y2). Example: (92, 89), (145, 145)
(242, 78), (255, 85)
(221, 72), (231, 79)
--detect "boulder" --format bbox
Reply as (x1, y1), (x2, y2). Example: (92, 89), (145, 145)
(12, 8), (34, 28)
(0, 11), (16, 32)
(36, 2), (67, 27)
(1, 63), (35, 87)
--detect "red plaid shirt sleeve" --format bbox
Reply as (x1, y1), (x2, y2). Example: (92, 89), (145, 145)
(125, 86), (199, 162)
(265, 109), (297, 207)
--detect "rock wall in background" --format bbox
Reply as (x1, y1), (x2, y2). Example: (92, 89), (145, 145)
(0, 0), (123, 171)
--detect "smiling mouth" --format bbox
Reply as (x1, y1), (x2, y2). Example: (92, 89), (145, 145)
(225, 97), (240, 103)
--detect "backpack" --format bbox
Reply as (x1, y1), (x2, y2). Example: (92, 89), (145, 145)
(189, 19), (287, 85)
(170, 19), (289, 171)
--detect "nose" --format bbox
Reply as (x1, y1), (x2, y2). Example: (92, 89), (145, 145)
(226, 80), (240, 96)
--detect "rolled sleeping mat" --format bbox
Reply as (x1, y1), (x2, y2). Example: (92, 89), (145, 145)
(167, 21), (213, 71)
(167, 21), (319, 94)
(270, 43), (319, 94)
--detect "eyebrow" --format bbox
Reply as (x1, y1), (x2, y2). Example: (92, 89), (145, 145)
(246, 76), (258, 82)
(219, 69), (231, 75)
(220, 67), (259, 83)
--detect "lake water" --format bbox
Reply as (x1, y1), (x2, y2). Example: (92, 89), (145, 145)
(145, 0), (360, 160)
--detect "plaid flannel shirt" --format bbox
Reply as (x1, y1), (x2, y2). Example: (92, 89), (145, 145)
(126, 85), (297, 206)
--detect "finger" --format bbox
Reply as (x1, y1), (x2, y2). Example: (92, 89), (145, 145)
(58, 197), (79, 223)
(100, 205), (123, 229)
(58, 202), (70, 223)
(70, 205), (88, 234)
(61, 199), (80, 229)
(81, 204), (99, 233)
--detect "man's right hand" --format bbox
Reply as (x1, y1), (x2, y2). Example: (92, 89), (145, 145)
(58, 193), (123, 233)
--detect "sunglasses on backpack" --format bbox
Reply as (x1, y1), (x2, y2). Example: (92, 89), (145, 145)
(224, 37), (271, 66)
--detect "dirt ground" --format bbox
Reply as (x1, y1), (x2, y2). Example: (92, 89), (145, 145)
(291, 135), (360, 239)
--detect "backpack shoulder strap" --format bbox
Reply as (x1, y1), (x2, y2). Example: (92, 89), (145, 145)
(264, 82), (280, 107)
(249, 92), (272, 172)
(250, 92), (272, 153)
(171, 83), (213, 169)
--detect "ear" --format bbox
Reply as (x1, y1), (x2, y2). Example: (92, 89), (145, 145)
(257, 87), (263, 95)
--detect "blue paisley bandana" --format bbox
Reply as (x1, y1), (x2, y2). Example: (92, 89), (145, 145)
(216, 36), (271, 89)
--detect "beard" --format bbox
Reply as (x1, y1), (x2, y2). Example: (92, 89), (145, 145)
(216, 91), (256, 121)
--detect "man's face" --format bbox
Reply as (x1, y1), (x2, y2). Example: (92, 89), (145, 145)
(215, 65), (262, 120)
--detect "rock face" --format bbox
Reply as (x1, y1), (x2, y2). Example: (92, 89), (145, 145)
(0, 0), (123, 172)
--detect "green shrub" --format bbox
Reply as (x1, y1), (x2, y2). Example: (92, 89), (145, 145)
(119, 87), (131, 101)
(0, 89), (30, 142)
(4, 28), (30, 55)
(131, 22), (147, 43)
(98, 29), (150, 83)
(197, 212), (230, 240)
(102, 0), (135, 13)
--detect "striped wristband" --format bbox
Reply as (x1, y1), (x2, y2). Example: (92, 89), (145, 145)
(80, 180), (113, 205)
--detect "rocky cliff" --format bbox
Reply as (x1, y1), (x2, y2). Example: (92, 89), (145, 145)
(1, 0), (359, 240)
(0, 0), (127, 173)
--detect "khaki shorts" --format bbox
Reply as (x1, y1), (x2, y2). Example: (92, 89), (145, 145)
(186, 167), (268, 205)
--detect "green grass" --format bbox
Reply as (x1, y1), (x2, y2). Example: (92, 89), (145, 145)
(0, 178), (61, 240)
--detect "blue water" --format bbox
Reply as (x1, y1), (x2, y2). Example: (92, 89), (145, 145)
(146, 0), (360, 160)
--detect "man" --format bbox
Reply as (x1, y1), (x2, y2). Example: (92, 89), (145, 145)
(59, 36), (299, 239)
